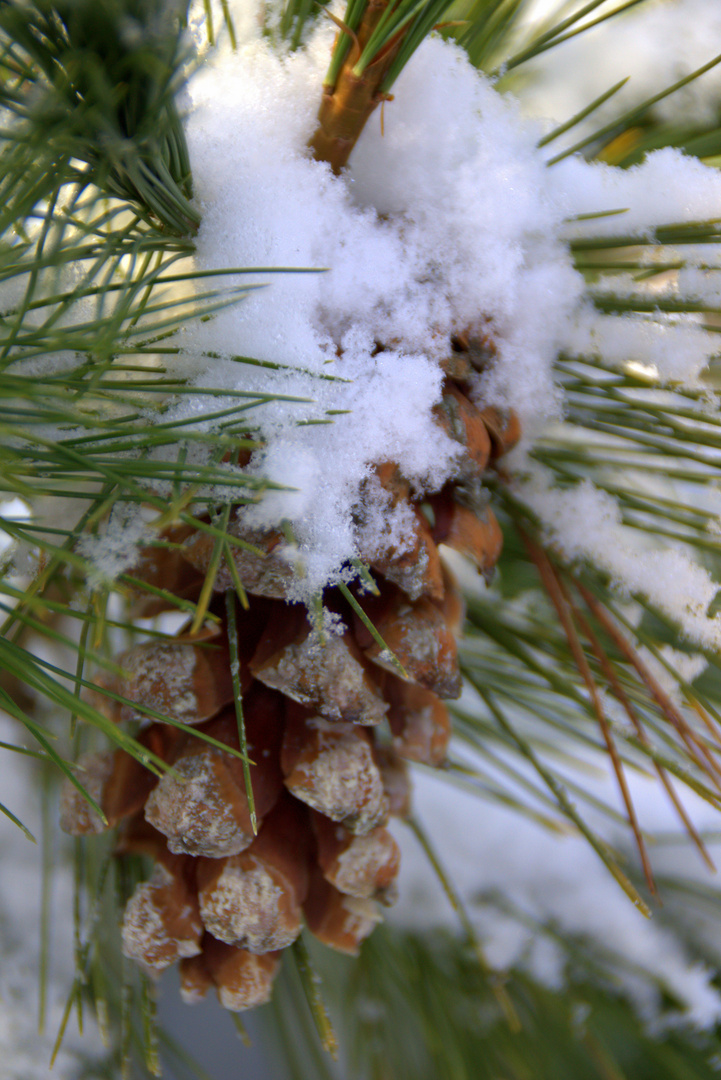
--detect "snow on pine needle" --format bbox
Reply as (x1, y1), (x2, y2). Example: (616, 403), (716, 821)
(162, 5), (721, 635)
(6, 0), (721, 1070)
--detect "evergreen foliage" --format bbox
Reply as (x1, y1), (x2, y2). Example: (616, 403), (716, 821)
(2, 1), (721, 1077)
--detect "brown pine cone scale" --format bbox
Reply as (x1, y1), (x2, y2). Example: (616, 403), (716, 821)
(62, 366), (518, 1012)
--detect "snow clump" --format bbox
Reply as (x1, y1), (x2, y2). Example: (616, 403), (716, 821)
(177, 17), (581, 596)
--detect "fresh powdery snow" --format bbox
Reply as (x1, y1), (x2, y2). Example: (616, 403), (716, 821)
(520, 471), (721, 651)
(154, 2), (721, 634)
(178, 23), (578, 595)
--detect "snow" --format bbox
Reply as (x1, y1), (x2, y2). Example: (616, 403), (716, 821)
(560, 306), (719, 386)
(519, 471), (721, 650)
(555, 148), (721, 234)
(6, 0), (721, 1052)
(393, 758), (721, 1029)
(172, 20), (584, 596)
(636, 644), (709, 703)
(143, 6), (719, 609)
(0, 498), (30, 567)
(76, 501), (157, 586)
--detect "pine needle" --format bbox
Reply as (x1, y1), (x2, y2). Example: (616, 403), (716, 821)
(190, 503), (231, 634)
(292, 936), (339, 1059)
(225, 588), (258, 834)
(141, 975), (161, 1077)
(521, 532), (657, 897)
(38, 780), (53, 1031)
(229, 1013), (252, 1047)
(569, 585), (715, 872)
(577, 583), (721, 797)
(405, 814), (520, 1029)
(538, 77), (630, 148)
(547, 51), (721, 164)
(479, 688), (652, 918)
(0, 798), (36, 843)
(336, 580), (409, 679)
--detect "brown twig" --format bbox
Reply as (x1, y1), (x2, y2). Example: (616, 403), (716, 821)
(309, 0), (405, 173)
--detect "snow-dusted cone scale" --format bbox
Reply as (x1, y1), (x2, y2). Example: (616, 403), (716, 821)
(312, 812), (400, 903)
(433, 382), (493, 482)
(144, 697), (284, 856)
(196, 795), (311, 952)
(125, 523), (204, 617)
(249, 606), (388, 725)
(144, 747), (256, 858)
(121, 855), (203, 976)
(356, 463), (445, 601)
(384, 676), (452, 766)
(60, 725), (180, 836)
(183, 525), (296, 599)
(89, 635), (236, 726)
(356, 591), (462, 699)
(303, 867), (382, 955)
(281, 711), (389, 834)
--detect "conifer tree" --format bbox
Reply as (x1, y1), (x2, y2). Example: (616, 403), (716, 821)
(4, 1), (721, 1077)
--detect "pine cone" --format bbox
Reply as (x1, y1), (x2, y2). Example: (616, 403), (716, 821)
(61, 358), (518, 1012)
